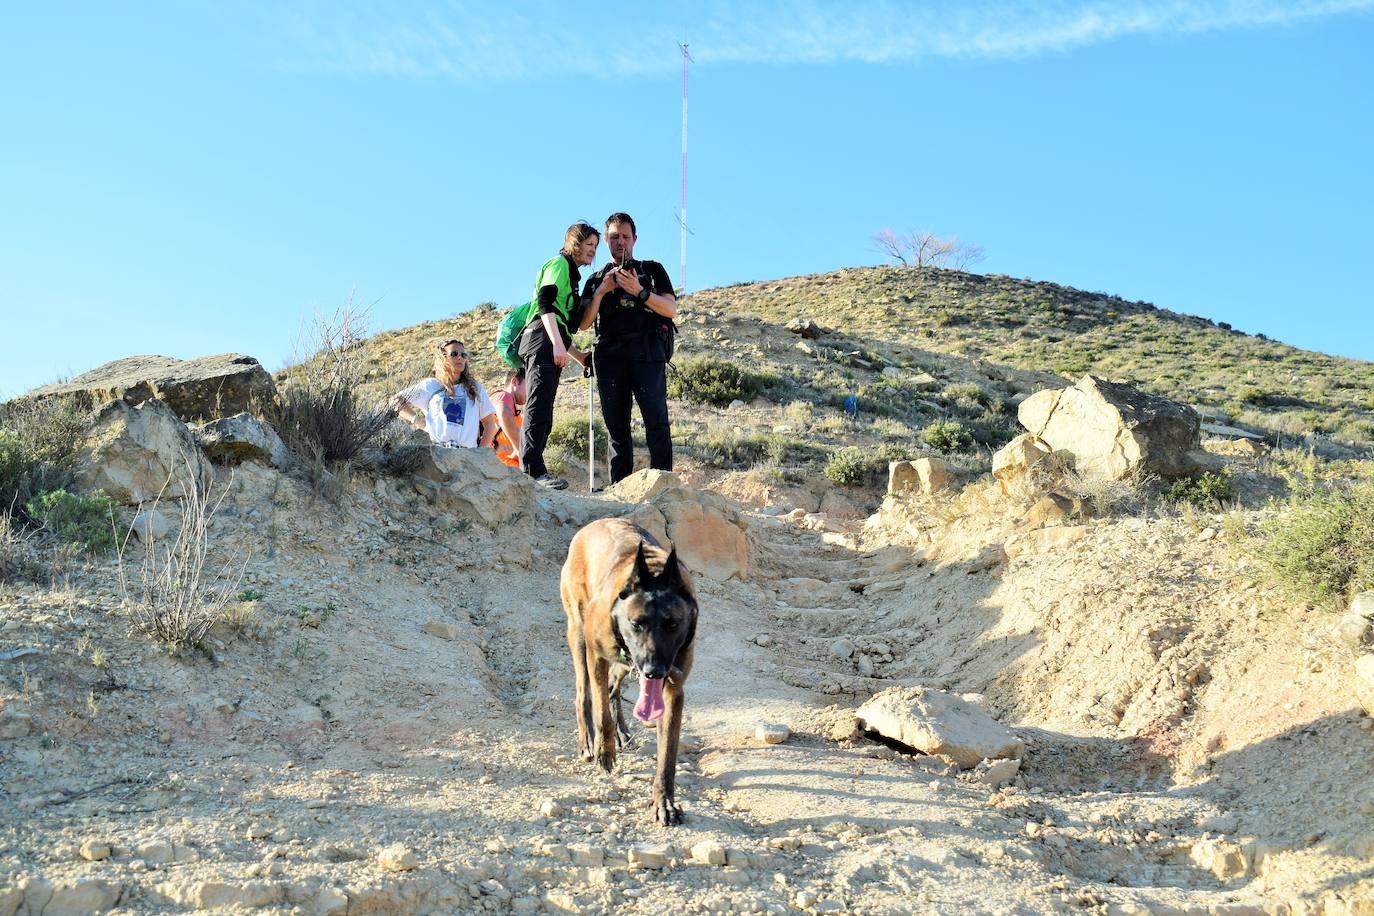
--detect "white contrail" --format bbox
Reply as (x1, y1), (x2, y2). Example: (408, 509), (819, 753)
(267, 0), (1374, 79)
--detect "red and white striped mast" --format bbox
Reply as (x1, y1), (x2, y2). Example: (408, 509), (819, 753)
(678, 42), (690, 292)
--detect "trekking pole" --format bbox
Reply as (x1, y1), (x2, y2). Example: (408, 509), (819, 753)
(587, 348), (597, 492)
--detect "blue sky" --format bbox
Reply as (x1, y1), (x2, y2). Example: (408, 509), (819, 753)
(3, 1), (1372, 399)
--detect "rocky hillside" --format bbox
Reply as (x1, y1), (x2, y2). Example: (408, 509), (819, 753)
(322, 266), (1373, 488)
(2, 264), (1373, 913)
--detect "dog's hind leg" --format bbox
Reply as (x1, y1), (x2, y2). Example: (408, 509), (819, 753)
(609, 661), (633, 748)
(652, 678), (686, 826)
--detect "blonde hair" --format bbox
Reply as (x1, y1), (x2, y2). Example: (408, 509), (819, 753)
(561, 221), (600, 257)
(432, 339), (478, 401)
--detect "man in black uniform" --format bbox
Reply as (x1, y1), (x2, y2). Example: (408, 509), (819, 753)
(578, 213), (677, 484)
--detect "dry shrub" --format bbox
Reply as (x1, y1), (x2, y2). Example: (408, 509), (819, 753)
(120, 461), (247, 652)
(1257, 480), (1374, 609)
(274, 298), (396, 469)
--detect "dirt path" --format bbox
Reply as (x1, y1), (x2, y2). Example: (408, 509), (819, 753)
(2, 472), (1372, 914)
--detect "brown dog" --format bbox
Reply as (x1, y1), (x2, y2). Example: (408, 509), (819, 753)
(560, 518), (698, 826)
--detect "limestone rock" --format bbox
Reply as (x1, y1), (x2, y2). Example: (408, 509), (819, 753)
(856, 686), (1023, 768)
(628, 844), (670, 868)
(785, 318), (823, 339)
(153, 881), (283, 909)
(1189, 838), (1248, 879)
(972, 757), (1021, 786)
(410, 446), (534, 528)
(1353, 592), (1374, 619)
(1022, 492), (1087, 529)
(1018, 375), (1208, 481)
(888, 458), (954, 497)
(637, 486), (750, 581)
(1200, 422), (1266, 442)
(129, 508), (170, 543)
(194, 413), (292, 468)
(1354, 655), (1374, 718)
(422, 620), (461, 641)
(755, 723), (791, 745)
(0, 710), (33, 739)
(23, 353), (275, 422)
(71, 399), (212, 505)
(691, 840), (727, 866)
(26, 878), (121, 915)
(606, 469), (683, 503)
(1004, 525), (1089, 558)
(991, 434), (1053, 483)
(377, 844), (418, 872)
(78, 839), (112, 861)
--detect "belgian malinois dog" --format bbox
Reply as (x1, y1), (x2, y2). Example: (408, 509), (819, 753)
(560, 518), (698, 826)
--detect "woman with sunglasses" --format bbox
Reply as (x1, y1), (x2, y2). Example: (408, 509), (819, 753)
(392, 338), (498, 448)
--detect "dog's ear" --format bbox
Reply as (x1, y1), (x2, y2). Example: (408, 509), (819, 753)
(621, 541), (652, 598)
(660, 547), (684, 585)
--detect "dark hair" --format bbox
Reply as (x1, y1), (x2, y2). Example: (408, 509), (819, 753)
(562, 221), (601, 256)
(605, 212), (636, 236)
(506, 366), (526, 384)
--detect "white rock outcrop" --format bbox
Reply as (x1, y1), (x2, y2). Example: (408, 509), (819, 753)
(856, 686), (1023, 769)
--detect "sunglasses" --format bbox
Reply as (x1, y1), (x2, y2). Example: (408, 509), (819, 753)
(444, 350), (467, 358)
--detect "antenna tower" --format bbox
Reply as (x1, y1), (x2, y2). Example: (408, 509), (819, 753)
(678, 42), (690, 292)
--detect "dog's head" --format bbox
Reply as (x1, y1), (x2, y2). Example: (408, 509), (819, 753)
(612, 541), (697, 681)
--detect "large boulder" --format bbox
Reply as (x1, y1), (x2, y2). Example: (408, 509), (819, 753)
(72, 399), (212, 505)
(856, 686), (1023, 769)
(623, 484), (751, 581)
(1017, 375), (1208, 481)
(23, 354), (276, 423)
(409, 446), (533, 528)
(194, 413), (292, 469)
(607, 469), (684, 503)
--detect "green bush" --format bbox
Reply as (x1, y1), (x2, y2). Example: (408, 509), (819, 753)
(1257, 482), (1374, 608)
(548, 415), (608, 463)
(0, 398), (88, 526)
(24, 489), (119, 553)
(667, 356), (765, 406)
(1164, 469), (1235, 510)
(825, 447), (868, 486)
(922, 419), (974, 452)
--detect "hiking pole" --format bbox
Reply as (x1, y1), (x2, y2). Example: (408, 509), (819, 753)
(587, 348), (597, 492)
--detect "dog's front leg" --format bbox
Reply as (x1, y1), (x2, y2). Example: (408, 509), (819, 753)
(587, 652), (617, 773)
(652, 679), (685, 825)
(567, 619), (593, 762)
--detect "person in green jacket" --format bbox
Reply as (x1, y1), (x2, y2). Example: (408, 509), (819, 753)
(519, 221), (599, 489)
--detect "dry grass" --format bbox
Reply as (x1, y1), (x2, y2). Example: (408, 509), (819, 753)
(119, 461), (248, 652)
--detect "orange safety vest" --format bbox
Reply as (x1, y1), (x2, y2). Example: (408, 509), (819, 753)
(492, 398), (522, 468)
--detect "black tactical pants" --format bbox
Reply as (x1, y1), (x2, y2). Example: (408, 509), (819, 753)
(596, 355), (672, 484)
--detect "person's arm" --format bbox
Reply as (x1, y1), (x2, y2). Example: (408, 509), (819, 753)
(390, 388), (429, 431)
(478, 410), (498, 449)
(578, 270), (618, 332)
(539, 311), (569, 367)
(493, 394), (522, 463)
(614, 264), (677, 320)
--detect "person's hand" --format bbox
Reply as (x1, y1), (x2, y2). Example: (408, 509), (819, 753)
(617, 270), (644, 297)
(597, 271), (618, 297)
(552, 345), (570, 368)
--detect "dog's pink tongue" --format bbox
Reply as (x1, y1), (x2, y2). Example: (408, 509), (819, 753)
(634, 674), (666, 723)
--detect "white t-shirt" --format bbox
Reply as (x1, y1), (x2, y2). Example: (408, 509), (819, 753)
(398, 378), (496, 448)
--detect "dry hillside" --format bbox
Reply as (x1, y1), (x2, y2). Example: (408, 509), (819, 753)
(2, 265), (1373, 914)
